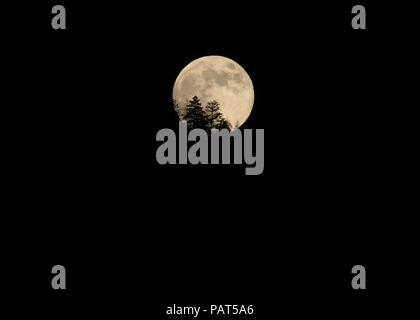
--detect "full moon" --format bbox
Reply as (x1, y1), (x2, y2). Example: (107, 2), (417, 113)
(173, 56), (254, 129)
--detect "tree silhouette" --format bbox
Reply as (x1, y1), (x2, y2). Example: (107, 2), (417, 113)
(175, 96), (232, 131)
(217, 118), (232, 130)
(205, 100), (223, 129)
(204, 100), (232, 130)
(183, 96), (208, 130)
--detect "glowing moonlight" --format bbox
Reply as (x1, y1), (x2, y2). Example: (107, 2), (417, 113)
(173, 56), (254, 129)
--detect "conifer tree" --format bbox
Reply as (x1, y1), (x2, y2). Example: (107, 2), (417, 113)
(184, 96), (208, 129)
(204, 100), (232, 130)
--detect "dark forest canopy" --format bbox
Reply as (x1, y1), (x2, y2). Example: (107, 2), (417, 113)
(173, 96), (232, 131)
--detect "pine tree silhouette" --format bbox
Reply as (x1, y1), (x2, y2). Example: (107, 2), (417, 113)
(176, 96), (232, 131)
(205, 100), (231, 130)
(205, 100), (223, 129)
(184, 96), (208, 130)
(217, 118), (232, 130)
